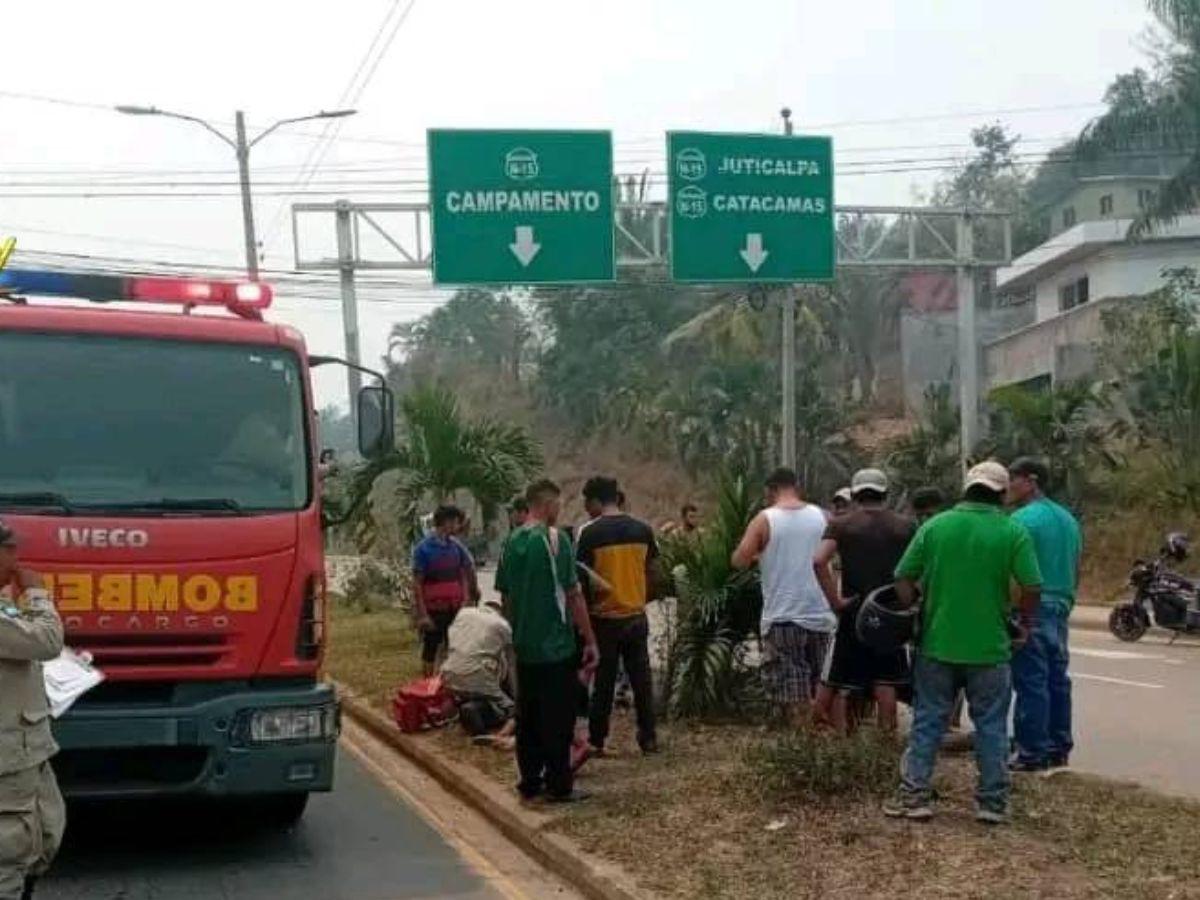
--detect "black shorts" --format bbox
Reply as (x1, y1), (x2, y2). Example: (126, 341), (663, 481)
(822, 607), (909, 693)
(421, 608), (459, 663)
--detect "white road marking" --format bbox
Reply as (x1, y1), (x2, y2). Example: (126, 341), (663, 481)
(1073, 672), (1164, 689)
(1073, 647), (1163, 661)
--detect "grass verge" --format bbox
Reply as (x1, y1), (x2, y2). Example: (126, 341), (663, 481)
(327, 602), (1200, 899)
(325, 601), (421, 710)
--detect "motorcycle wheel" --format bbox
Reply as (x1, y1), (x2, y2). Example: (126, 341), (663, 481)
(1109, 604), (1149, 642)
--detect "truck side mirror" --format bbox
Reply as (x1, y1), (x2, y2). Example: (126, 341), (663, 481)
(357, 385), (394, 458)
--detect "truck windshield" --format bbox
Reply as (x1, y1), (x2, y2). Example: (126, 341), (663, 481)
(0, 333), (309, 513)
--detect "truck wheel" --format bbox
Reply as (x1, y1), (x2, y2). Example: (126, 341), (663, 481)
(258, 793), (309, 829)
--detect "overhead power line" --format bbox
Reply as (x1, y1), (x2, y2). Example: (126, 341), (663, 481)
(0, 143), (1189, 201)
(261, 0), (420, 254)
(0, 135), (1094, 180)
(4, 87), (1108, 144)
(0, 141), (1190, 191)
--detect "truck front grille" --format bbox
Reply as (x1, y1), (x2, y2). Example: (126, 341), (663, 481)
(71, 633), (232, 670)
(54, 747), (210, 796)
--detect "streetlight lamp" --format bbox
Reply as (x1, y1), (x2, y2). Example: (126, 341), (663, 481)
(116, 105), (357, 279)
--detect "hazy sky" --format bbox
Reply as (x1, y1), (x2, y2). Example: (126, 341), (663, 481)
(1, 0), (1154, 408)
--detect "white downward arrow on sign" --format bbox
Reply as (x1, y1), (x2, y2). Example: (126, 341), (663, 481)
(740, 233), (769, 273)
(509, 226), (541, 267)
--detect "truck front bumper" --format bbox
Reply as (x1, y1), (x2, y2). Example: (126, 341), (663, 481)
(51, 681), (339, 800)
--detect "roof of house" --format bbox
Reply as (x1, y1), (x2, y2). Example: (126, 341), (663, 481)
(996, 214), (1200, 293)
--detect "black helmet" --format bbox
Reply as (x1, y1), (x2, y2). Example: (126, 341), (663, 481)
(1164, 532), (1190, 562)
(856, 584), (917, 653)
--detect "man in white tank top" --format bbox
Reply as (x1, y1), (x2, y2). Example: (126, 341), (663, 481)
(733, 468), (838, 724)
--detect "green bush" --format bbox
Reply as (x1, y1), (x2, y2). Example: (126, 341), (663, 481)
(748, 726), (902, 800)
(340, 559), (411, 613)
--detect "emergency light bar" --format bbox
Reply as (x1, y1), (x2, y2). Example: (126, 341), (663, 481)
(0, 268), (273, 316)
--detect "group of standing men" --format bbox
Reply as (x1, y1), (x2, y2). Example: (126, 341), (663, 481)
(411, 477), (662, 802)
(488, 476), (661, 803)
(732, 457), (1081, 823)
(416, 452), (1081, 820)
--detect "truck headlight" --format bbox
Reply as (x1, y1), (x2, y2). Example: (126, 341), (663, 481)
(248, 706), (338, 743)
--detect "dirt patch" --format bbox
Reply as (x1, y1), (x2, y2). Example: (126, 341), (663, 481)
(327, 604), (1200, 900)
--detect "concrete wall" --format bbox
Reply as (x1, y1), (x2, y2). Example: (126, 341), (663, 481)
(983, 295), (1134, 390)
(1050, 179), (1165, 237)
(1034, 241), (1200, 321)
(901, 303), (1035, 415)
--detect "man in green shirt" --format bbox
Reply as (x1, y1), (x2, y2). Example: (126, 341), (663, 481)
(884, 461), (1042, 824)
(1008, 457), (1082, 773)
(495, 479), (598, 803)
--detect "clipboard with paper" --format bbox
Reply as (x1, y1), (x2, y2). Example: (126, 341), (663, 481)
(43, 648), (104, 718)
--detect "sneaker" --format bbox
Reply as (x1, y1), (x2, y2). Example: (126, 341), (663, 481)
(639, 738), (660, 755)
(883, 794), (933, 820)
(517, 781), (544, 802)
(546, 789), (593, 804)
(976, 806), (1010, 825)
(1042, 755), (1071, 777)
(1009, 757), (1049, 774)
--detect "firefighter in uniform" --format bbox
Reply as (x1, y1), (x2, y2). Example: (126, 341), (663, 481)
(0, 520), (65, 900)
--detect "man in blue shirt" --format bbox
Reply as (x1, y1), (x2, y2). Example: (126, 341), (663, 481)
(1008, 457), (1083, 773)
(412, 505), (475, 676)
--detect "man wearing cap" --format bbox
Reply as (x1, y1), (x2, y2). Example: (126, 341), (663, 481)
(815, 468), (917, 732)
(440, 595), (517, 738)
(1008, 457), (1082, 774)
(830, 488), (853, 517)
(885, 462), (1041, 824)
(0, 520), (66, 899)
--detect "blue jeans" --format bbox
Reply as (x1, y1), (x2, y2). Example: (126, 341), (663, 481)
(1012, 605), (1073, 765)
(900, 653), (1012, 812)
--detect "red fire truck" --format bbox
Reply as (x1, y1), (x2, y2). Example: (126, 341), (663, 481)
(0, 267), (392, 825)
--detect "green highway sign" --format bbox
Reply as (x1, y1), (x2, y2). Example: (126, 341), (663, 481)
(668, 131), (835, 283)
(427, 129), (615, 284)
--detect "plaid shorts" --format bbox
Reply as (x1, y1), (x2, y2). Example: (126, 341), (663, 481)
(761, 623), (833, 705)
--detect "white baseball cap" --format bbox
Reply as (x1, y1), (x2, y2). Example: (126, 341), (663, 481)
(850, 468), (889, 497)
(965, 460), (1010, 493)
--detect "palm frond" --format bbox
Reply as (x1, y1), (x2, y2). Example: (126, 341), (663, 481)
(1148, 0), (1200, 36)
(1132, 153), (1200, 237)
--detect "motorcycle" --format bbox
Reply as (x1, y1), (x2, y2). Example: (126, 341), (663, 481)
(1109, 532), (1200, 642)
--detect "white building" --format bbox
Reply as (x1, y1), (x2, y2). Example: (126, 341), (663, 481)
(985, 176), (1200, 391)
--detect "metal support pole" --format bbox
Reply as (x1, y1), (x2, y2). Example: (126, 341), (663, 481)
(335, 200), (363, 425)
(956, 212), (978, 471)
(781, 286), (797, 471)
(778, 108), (797, 471)
(234, 111), (260, 281)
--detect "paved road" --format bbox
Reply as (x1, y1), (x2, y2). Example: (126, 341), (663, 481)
(1069, 626), (1200, 799)
(39, 743), (525, 900)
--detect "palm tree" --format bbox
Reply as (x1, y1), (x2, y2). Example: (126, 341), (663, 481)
(660, 474), (762, 718)
(338, 383), (542, 546)
(885, 383), (962, 499)
(985, 379), (1125, 507)
(1076, 1), (1200, 235)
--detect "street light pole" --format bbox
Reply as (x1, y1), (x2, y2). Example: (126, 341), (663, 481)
(233, 111), (259, 280)
(116, 105), (356, 280)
